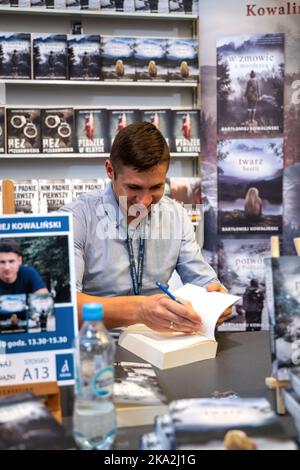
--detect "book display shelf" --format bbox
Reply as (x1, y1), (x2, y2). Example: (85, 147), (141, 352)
(0, 7), (200, 181)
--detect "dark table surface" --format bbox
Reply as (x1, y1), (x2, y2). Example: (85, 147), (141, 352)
(62, 331), (297, 450)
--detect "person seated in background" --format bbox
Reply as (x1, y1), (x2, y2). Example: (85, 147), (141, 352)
(0, 239), (49, 295)
(61, 122), (232, 333)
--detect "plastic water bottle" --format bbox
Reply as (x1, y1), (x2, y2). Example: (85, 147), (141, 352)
(73, 303), (116, 450)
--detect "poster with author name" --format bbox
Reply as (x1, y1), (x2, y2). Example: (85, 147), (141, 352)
(0, 214), (77, 388)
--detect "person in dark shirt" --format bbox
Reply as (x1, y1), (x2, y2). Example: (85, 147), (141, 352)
(0, 239), (49, 295)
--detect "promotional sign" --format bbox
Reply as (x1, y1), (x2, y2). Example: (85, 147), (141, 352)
(0, 214), (78, 387)
(200, 0), (300, 331)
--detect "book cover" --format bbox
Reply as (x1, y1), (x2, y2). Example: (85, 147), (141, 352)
(217, 238), (270, 332)
(114, 361), (168, 427)
(216, 33), (284, 136)
(67, 35), (100, 81)
(139, 109), (171, 146)
(42, 108), (74, 153)
(75, 109), (107, 153)
(0, 393), (75, 450)
(31, 0), (46, 6)
(172, 110), (200, 153)
(0, 294), (27, 335)
(7, 109), (42, 154)
(27, 293), (55, 333)
(100, 0), (115, 9)
(165, 177), (202, 241)
(169, 397), (297, 450)
(217, 137), (284, 234)
(134, 0), (168, 14)
(167, 39), (198, 82)
(135, 38), (168, 81)
(13, 179), (39, 214)
(9, 0), (31, 5)
(0, 33), (31, 79)
(71, 178), (106, 199)
(266, 257), (300, 381)
(168, 0), (198, 14)
(80, 0), (100, 9)
(107, 109), (139, 150)
(0, 107), (5, 154)
(66, 0), (80, 7)
(119, 284), (239, 369)
(45, 0), (65, 7)
(39, 179), (73, 212)
(33, 34), (68, 80)
(101, 36), (136, 81)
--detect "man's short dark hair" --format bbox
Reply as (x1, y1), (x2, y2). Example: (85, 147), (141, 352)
(0, 239), (21, 256)
(110, 122), (170, 173)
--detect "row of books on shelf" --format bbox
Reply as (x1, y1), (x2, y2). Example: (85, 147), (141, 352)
(0, 0), (198, 14)
(0, 107), (201, 154)
(0, 33), (198, 82)
(0, 176), (202, 216)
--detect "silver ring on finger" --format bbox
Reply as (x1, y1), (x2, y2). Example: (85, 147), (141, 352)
(170, 321), (174, 329)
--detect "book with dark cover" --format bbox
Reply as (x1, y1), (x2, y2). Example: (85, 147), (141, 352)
(33, 34), (67, 80)
(168, 0), (198, 14)
(0, 33), (31, 79)
(0, 294), (27, 334)
(80, 0), (100, 9)
(134, 0), (168, 14)
(107, 109), (139, 150)
(42, 108), (74, 153)
(7, 109), (42, 154)
(65, 0), (80, 7)
(217, 238), (270, 332)
(169, 397), (297, 450)
(114, 361), (168, 427)
(0, 393), (75, 450)
(100, 0), (134, 12)
(0, 107), (5, 153)
(67, 35), (100, 81)
(171, 109), (200, 153)
(167, 39), (198, 82)
(101, 36), (136, 81)
(75, 109), (107, 153)
(139, 109), (171, 146)
(13, 179), (39, 214)
(27, 293), (55, 333)
(217, 33), (284, 136)
(39, 179), (73, 212)
(135, 38), (168, 81)
(217, 137), (284, 234)
(265, 256), (300, 381)
(31, 0), (46, 6)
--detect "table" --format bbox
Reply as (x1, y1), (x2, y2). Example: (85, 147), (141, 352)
(62, 331), (297, 450)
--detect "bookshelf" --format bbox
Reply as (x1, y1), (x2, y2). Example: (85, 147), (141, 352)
(0, 8), (200, 180)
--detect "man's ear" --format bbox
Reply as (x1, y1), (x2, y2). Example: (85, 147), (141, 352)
(105, 160), (114, 180)
(18, 256), (22, 266)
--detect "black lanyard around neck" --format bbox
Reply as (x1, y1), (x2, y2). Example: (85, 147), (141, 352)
(126, 226), (146, 296)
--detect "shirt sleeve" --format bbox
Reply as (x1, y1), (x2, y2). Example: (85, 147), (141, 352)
(60, 202), (86, 293)
(27, 266), (46, 292)
(175, 206), (220, 287)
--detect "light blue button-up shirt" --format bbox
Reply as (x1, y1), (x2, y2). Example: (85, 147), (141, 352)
(60, 182), (219, 297)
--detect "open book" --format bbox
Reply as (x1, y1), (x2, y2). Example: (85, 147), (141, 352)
(114, 361), (168, 427)
(119, 283), (240, 369)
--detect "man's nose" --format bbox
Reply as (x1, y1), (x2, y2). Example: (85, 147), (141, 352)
(136, 193), (153, 207)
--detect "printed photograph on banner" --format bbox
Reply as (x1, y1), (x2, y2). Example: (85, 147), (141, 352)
(217, 137), (284, 234)
(216, 33), (284, 136)
(217, 238), (270, 332)
(0, 214), (77, 387)
(0, 294), (27, 335)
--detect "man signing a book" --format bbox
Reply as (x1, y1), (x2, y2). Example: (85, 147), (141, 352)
(61, 122), (232, 333)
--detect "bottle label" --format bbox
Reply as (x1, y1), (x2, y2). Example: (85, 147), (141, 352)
(92, 366), (114, 396)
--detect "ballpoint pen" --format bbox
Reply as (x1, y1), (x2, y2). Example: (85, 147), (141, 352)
(155, 281), (184, 305)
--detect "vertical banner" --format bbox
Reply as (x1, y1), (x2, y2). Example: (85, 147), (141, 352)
(199, 0), (300, 331)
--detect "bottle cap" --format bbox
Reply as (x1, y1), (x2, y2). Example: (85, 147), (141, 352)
(82, 303), (103, 322)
